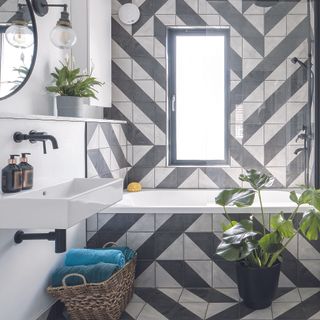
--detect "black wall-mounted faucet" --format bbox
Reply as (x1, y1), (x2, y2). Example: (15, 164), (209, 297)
(13, 130), (59, 154)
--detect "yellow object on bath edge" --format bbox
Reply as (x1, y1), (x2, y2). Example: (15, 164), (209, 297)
(127, 182), (142, 192)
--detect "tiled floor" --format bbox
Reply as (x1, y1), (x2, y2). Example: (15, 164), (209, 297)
(120, 287), (320, 320)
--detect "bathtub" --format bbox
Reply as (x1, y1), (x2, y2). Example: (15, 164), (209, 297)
(94, 189), (317, 291)
(106, 189), (309, 214)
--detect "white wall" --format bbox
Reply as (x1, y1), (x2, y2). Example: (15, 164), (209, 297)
(71, 0), (112, 108)
(0, 0), (70, 115)
(0, 1), (111, 318)
(0, 118), (86, 320)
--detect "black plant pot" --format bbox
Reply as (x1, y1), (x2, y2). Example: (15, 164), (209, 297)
(236, 261), (281, 309)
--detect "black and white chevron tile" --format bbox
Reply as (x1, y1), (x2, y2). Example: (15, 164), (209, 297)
(86, 121), (131, 182)
(50, 287), (320, 319)
(86, 211), (320, 320)
(119, 287), (320, 320)
(106, 0), (314, 189)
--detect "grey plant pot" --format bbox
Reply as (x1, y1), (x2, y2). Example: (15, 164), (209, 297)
(56, 96), (104, 119)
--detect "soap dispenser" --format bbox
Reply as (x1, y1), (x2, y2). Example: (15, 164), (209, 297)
(19, 153), (33, 190)
(1, 155), (22, 193)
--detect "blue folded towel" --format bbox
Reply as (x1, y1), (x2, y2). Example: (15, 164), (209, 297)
(102, 246), (136, 262)
(51, 262), (119, 287)
(65, 248), (125, 267)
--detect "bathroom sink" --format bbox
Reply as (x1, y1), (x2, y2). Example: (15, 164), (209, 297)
(0, 178), (123, 229)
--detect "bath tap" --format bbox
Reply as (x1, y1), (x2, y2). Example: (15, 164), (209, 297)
(295, 125), (310, 143)
(296, 133), (307, 143)
(294, 147), (307, 155)
(13, 130), (59, 154)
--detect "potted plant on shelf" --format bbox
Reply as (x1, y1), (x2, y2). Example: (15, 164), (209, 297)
(46, 59), (103, 118)
(215, 169), (320, 309)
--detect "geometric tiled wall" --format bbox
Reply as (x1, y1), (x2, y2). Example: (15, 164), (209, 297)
(86, 121), (130, 181)
(87, 212), (320, 290)
(86, 211), (320, 319)
(108, 0), (313, 189)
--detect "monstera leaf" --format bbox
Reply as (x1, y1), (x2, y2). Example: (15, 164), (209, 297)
(270, 213), (296, 238)
(300, 210), (320, 240)
(301, 189), (320, 211)
(216, 240), (257, 261)
(259, 232), (283, 254)
(222, 221), (238, 231)
(290, 189), (320, 210)
(222, 222), (257, 244)
(289, 191), (300, 205)
(216, 221), (257, 261)
(239, 169), (274, 190)
(215, 188), (255, 207)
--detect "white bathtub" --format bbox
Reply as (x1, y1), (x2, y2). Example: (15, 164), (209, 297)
(106, 189), (309, 214)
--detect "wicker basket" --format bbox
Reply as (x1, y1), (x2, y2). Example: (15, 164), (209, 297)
(47, 243), (137, 320)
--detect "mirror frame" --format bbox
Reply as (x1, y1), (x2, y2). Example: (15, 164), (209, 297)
(0, 0), (38, 101)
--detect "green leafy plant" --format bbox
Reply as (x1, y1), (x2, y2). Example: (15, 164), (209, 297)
(216, 169), (320, 268)
(10, 65), (29, 91)
(46, 60), (103, 99)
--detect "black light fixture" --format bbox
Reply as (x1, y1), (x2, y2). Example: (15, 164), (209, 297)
(5, 4), (34, 48)
(31, 0), (76, 49)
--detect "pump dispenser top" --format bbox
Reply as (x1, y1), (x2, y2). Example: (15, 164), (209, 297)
(21, 153), (31, 162)
(8, 154), (19, 164)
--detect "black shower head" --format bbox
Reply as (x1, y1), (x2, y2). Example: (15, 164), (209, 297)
(254, 0), (279, 7)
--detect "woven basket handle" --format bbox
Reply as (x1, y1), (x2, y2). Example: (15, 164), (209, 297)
(103, 242), (118, 248)
(62, 273), (87, 286)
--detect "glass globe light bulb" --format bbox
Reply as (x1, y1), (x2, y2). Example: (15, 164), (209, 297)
(50, 25), (77, 49)
(5, 24), (33, 48)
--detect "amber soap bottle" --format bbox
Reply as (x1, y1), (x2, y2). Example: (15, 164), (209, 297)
(19, 153), (33, 190)
(1, 155), (22, 193)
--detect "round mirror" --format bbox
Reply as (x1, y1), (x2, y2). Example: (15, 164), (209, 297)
(0, 0), (37, 100)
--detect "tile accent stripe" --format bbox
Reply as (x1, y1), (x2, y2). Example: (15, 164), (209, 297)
(243, 67), (308, 143)
(112, 18), (166, 89)
(209, 0), (265, 56)
(112, 62), (167, 133)
(231, 17), (309, 112)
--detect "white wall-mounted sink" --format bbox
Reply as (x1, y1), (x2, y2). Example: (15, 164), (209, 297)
(0, 178), (123, 229)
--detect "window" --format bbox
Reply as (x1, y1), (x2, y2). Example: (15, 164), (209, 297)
(167, 27), (230, 166)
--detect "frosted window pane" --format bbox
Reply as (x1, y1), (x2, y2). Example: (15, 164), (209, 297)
(175, 35), (226, 161)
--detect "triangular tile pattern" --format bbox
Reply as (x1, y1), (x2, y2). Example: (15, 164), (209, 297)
(115, 287), (320, 320)
(86, 122), (130, 181)
(86, 2), (317, 316)
(105, 0), (312, 188)
(89, 212), (320, 285)
(83, 210), (320, 319)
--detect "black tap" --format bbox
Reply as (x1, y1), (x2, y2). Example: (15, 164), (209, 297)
(294, 147), (306, 155)
(13, 130), (59, 154)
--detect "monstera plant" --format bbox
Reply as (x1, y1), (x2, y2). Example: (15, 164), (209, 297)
(215, 169), (320, 309)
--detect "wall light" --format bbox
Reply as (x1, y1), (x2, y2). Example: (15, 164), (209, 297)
(5, 5), (34, 48)
(118, 3), (140, 25)
(31, 0), (76, 49)
(50, 6), (76, 49)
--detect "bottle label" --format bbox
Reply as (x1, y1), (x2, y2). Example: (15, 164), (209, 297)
(13, 171), (22, 190)
(23, 169), (33, 189)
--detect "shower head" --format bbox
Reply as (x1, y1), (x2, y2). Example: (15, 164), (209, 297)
(254, 0), (279, 7)
(291, 57), (308, 69)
